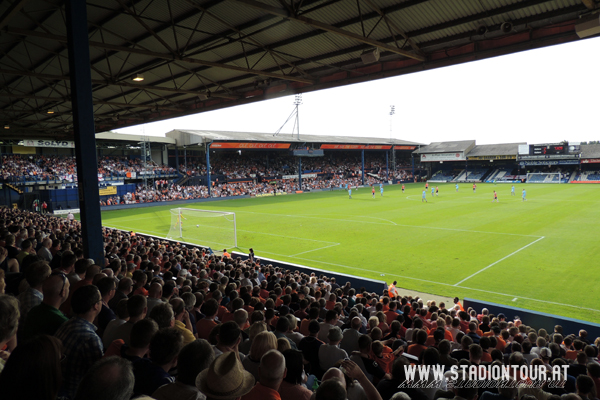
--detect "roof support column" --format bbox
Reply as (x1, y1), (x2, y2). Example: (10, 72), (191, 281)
(361, 150), (365, 186)
(298, 157), (302, 191)
(66, 0), (104, 265)
(206, 143), (212, 197)
(386, 151), (389, 181)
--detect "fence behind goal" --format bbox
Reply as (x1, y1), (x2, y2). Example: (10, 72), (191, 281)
(166, 208), (237, 248)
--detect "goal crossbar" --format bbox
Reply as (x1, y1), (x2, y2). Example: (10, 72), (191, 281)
(167, 208), (237, 248)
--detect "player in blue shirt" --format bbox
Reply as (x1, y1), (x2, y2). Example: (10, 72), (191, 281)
(511, 185), (515, 196)
(431, 187), (435, 197)
(422, 190), (427, 203)
(522, 189), (527, 201)
(348, 187), (352, 199)
(455, 183), (459, 192)
(380, 185), (384, 197)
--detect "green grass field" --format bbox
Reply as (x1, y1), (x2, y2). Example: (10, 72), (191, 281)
(101, 183), (600, 323)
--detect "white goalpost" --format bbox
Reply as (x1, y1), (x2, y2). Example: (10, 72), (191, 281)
(166, 208), (237, 248)
(526, 172), (563, 184)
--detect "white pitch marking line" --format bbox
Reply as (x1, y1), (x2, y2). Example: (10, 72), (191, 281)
(357, 216), (397, 225)
(453, 236), (545, 286)
(289, 243), (340, 257)
(99, 226), (600, 314)
(104, 224), (337, 255)
(512, 298), (518, 302)
(259, 251), (600, 314)
(236, 228), (338, 244)
(241, 211), (541, 238)
(104, 215), (166, 223)
(103, 225), (166, 236)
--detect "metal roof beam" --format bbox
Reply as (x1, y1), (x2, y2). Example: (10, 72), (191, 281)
(0, 93), (184, 111)
(361, 0), (423, 56)
(182, 0), (313, 79)
(0, 0), (32, 31)
(227, 0), (426, 61)
(0, 68), (238, 99)
(5, 27), (314, 84)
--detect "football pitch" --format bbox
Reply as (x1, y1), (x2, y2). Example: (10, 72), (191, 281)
(102, 183), (600, 323)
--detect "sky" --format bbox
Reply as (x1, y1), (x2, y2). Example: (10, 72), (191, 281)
(116, 36), (600, 146)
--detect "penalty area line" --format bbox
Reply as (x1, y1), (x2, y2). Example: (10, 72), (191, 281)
(265, 252), (600, 314)
(288, 243), (340, 257)
(453, 236), (545, 286)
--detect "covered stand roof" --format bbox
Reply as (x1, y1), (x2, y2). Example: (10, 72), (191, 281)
(467, 143), (525, 157)
(1, 0), (598, 140)
(580, 143), (600, 159)
(413, 140), (476, 154)
(167, 129), (423, 147)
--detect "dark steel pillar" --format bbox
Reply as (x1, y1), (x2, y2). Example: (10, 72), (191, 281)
(206, 142), (212, 197)
(386, 151), (389, 181)
(66, 0), (104, 265)
(361, 150), (365, 185)
(298, 157), (302, 190)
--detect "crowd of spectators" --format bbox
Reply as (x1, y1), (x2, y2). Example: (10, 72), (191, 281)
(1, 206), (600, 400)
(1, 154), (176, 182)
(179, 153), (406, 181)
(105, 176), (383, 205)
(101, 152), (409, 205)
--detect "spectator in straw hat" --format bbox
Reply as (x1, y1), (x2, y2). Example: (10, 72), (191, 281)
(196, 351), (255, 400)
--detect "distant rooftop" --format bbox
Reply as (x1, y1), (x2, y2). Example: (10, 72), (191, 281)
(166, 129), (424, 147)
(580, 144), (600, 159)
(467, 143), (525, 157)
(413, 140), (476, 154)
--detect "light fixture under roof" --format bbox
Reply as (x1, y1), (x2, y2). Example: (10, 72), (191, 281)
(132, 73), (144, 82)
(4, 125), (9, 129)
(47, 110), (55, 114)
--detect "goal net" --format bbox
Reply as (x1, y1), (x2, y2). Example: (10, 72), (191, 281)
(526, 172), (562, 184)
(166, 208), (237, 248)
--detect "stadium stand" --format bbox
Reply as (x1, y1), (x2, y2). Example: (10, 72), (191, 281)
(2, 149), (418, 210)
(463, 167), (490, 182)
(429, 170), (456, 182)
(573, 171), (600, 182)
(1, 206), (600, 400)
(485, 167), (513, 182)
(1, 155), (177, 184)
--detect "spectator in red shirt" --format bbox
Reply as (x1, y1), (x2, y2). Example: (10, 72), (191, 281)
(241, 349), (285, 400)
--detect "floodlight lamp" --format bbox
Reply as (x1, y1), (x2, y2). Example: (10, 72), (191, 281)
(47, 110), (55, 114)
(132, 74), (144, 82)
(4, 125), (9, 129)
